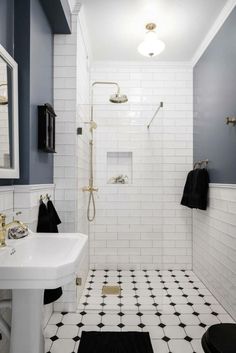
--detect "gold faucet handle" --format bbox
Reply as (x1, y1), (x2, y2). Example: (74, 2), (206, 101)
(14, 220), (28, 230)
(0, 213), (6, 228)
(0, 214), (6, 247)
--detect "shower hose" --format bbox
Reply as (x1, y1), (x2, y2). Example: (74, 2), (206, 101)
(87, 139), (96, 222)
(87, 190), (96, 222)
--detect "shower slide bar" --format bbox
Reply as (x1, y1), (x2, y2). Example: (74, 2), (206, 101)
(147, 101), (164, 129)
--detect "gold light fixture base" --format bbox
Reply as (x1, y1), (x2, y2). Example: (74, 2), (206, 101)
(146, 23), (156, 31)
(102, 285), (121, 295)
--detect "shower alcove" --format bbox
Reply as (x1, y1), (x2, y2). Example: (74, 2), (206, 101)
(107, 151), (133, 184)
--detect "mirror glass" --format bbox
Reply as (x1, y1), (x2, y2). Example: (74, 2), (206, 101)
(0, 56), (13, 169)
(0, 44), (19, 179)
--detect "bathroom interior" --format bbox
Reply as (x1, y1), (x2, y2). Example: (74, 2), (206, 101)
(0, 0), (236, 352)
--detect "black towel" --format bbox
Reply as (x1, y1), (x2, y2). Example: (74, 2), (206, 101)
(181, 168), (209, 210)
(47, 200), (61, 232)
(37, 201), (50, 233)
(36, 199), (63, 305)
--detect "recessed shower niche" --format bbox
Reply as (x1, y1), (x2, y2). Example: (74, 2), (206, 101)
(107, 152), (133, 184)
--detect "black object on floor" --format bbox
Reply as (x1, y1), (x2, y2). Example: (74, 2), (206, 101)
(78, 331), (154, 353)
(44, 287), (63, 305)
(201, 323), (236, 353)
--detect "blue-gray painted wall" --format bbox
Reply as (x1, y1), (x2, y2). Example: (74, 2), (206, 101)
(0, 0), (14, 55)
(13, 0), (53, 185)
(0, 0), (71, 186)
(193, 7), (236, 184)
(29, 0), (54, 184)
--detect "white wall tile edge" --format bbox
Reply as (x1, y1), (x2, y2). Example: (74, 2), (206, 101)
(0, 186), (14, 192)
(13, 184), (55, 192)
(210, 183), (236, 189)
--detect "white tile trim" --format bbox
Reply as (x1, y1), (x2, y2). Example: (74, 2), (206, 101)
(13, 184), (55, 192)
(192, 0), (236, 66)
(209, 183), (236, 189)
(0, 186), (14, 192)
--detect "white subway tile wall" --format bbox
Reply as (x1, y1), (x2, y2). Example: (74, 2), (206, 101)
(13, 184), (55, 232)
(89, 62), (193, 270)
(53, 8), (90, 312)
(193, 185), (236, 320)
(54, 9), (90, 235)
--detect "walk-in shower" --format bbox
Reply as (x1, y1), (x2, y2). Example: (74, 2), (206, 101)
(83, 82), (128, 222)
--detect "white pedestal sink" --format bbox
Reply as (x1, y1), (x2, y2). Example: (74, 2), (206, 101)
(0, 232), (88, 353)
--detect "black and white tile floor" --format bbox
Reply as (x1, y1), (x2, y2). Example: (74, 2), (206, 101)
(45, 269), (235, 353)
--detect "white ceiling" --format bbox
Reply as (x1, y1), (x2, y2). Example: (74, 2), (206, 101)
(81, 0), (228, 61)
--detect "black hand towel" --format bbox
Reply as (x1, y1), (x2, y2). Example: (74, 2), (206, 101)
(47, 200), (61, 233)
(181, 168), (209, 210)
(37, 201), (50, 232)
(37, 200), (63, 305)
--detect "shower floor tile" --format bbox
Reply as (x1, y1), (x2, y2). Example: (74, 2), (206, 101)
(45, 269), (235, 353)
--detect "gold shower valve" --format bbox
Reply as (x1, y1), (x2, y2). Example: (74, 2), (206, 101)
(226, 117), (236, 126)
(82, 186), (98, 192)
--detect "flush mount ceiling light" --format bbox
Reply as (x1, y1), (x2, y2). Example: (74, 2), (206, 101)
(137, 23), (165, 58)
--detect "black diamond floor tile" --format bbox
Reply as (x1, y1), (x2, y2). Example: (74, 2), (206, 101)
(199, 323), (207, 328)
(136, 312), (143, 317)
(80, 311), (87, 316)
(159, 323), (166, 328)
(155, 312), (162, 317)
(174, 312), (181, 316)
(56, 322), (64, 328)
(77, 323), (84, 328)
(193, 311), (199, 316)
(118, 312), (124, 317)
(179, 323), (186, 328)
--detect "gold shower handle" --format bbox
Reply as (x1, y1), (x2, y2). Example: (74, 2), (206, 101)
(82, 186), (99, 192)
(226, 117), (236, 125)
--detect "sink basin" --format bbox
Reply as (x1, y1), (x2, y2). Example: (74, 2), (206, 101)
(0, 232), (88, 353)
(0, 232), (88, 289)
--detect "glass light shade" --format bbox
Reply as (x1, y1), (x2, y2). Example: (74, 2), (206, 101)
(137, 31), (165, 57)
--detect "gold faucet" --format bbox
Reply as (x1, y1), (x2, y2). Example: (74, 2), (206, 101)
(0, 213), (28, 248)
